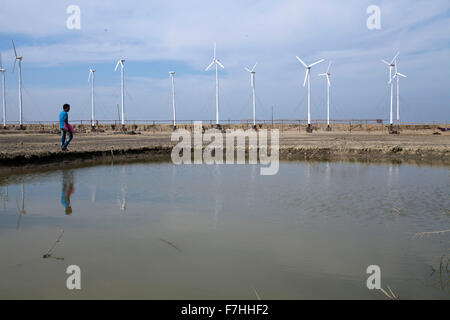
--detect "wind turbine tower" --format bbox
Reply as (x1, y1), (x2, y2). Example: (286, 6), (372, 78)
(114, 58), (125, 128)
(88, 68), (96, 129)
(318, 61), (332, 131)
(296, 56), (324, 133)
(12, 40), (23, 129)
(245, 62), (258, 130)
(169, 71), (177, 130)
(381, 52), (400, 132)
(0, 53), (6, 129)
(205, 43), (225, 128)
(393, 64), (407, 125)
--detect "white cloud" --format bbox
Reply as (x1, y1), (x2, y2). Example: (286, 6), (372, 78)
(0, 0), (449, 122)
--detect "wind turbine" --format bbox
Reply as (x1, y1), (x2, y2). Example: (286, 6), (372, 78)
(205, 43), (225, 128)
(0, 53), (6, 129)
(393, 64), (407, 124)
(244, 62), (258, 129)
(88, 68), (96, 128)
(114, 57), (125, 128)
(169, 71), (177, 130)
(318, 61), (332, 131)
(12, 40), (23, 129)
(296, 56), (324, 133)
(381, 51), (400, 130)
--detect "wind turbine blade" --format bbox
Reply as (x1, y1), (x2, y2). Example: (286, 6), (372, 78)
(12, 40), (17, 58)
(88, 70), (92, 82)
(391, 51), (400, 64)
(244, 67), (251, 73)
(318, 73), (327, 76)
(214, 42), (216, 59)
(327, 61), (332, 73)
(296, 56), (308, 68)
(397, 72), (407, 78)
(216, 60), (224, 69)
(205, 61), (214, 71)
(0, 52), (2, 70)
(309, 59), (325, 67)
(12, 59), (16, 73)
(303, 70), (309, 87)
(327, 76), (331, 87)
(114, 60), (120, 72)
(381, 60), (390, 66)
(251, 62), (258, 72)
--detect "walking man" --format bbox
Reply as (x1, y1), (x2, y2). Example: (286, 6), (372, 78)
(59, 104), (73, 151)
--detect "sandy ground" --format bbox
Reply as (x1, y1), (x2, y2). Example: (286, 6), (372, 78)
(0, 130), (449, 172)
(0, 131), (449, 154)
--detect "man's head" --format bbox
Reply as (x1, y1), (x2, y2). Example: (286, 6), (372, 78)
(63, 104), (70, 112)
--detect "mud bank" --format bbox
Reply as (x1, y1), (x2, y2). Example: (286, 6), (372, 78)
(279, 146), (449, 164)
(0, 145), (448, 176)
(0, 146), (173, 175)
(0, 131), (449, 174)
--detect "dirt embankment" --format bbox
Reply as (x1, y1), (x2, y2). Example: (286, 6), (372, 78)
(0, 130), (449, 174)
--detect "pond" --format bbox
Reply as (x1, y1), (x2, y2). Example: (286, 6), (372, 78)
(0, 161), (449, 299)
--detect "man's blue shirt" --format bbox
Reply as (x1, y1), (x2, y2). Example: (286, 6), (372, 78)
(59, 110), (68, 129)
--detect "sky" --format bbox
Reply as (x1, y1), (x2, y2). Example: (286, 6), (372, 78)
(0, 0), (449, 124)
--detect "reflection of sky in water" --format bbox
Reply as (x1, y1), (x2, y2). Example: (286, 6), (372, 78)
(0, 162), (449, 299)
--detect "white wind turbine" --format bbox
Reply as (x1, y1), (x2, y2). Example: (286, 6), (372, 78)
(205, 43), (225, 127)
(169, 71), (177, 130)
(296, 56), (324, 132)
(88, 68), (95, 128)
(393, 64), (407, 124)
(0, 53), (6, 129)
(318, 61), (332, 131)
(244, 62), (258, 129)
(114, 57), (125, 128)
(381, 51), (400, 128)
(12, 40), (23, 129)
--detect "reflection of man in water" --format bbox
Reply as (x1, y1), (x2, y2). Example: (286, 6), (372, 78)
(61, 171), (75, 215)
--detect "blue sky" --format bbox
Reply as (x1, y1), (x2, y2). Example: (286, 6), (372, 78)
(0, 0), (449, 123)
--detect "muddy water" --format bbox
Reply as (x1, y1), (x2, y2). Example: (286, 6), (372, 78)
(0, 162), (448, 299)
